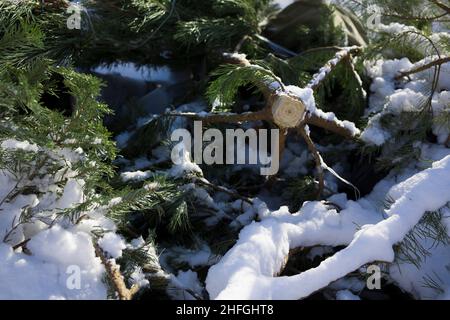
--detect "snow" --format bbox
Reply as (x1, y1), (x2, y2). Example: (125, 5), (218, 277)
(389, 229), (450, 299)
(164, 244), (215, 269)
(1, 139), (39, 152)
(275, 0), (294, 9)
(378, 23), (417, 35)
(98, 232), (127, 259)
(92, 62), (190, 85)
(306, 46), (360, 89)
(1, 2), (449, 301)
(280, 148), (309, 178)
(115, 131), (132, 149)
(170, 270), (204, 300)
(362, 56), (450, 146)
(313, 109), (361, 136)
(0, 226), (106, 299)
(285, 85), (360, 137)
(336, 290), (361, 300)
(0, 139), (149, 299)
(388, 89), (427, 114)
(55, 179), (85, 209)
(120, 170), (153, 182)
(169, 148), (202, 178)
(206, 155), (450, 300)
(285, 86), (316, 113)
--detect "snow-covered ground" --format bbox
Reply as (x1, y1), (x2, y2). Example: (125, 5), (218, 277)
(206, 153), (450, 300)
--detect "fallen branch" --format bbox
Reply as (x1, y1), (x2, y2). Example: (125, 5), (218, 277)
(303, 113), (360, 139)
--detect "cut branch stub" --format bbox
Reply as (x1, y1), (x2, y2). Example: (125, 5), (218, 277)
(271, 94), (306, 129)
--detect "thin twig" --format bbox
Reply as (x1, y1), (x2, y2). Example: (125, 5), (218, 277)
(429, 0), (450, 14)
(193, 177), (253, 204)
(297, 126), (324, 199)
(395, 56), (450, 80)
(0, 177), (23, 209)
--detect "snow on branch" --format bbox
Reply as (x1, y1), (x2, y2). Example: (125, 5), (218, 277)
(395, 56), (450, 80)
(206, 155), (450, 300)
(171, 48), (363, 138)
(306, 46), (362, 91)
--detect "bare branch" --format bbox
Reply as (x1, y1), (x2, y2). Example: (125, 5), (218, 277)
(396, 56), (450, 80)
(306, 46), (363, 91)
(429, 0), (450, 14)
(166, 109), (272, 124)
(297, 126), (324, 199)
(303, 113), (359, 139)
(193, 177), (253, 204)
